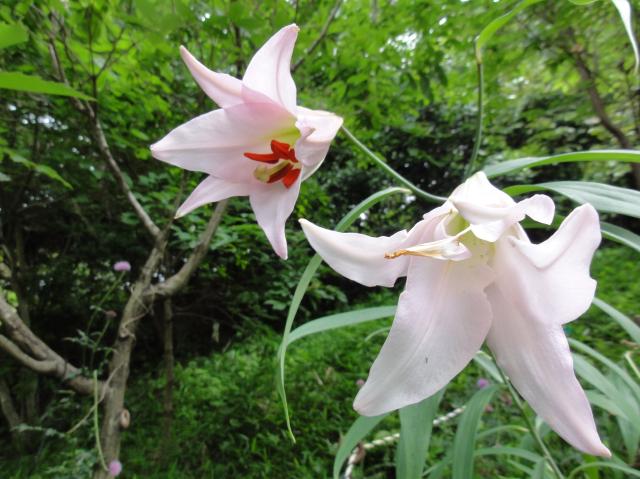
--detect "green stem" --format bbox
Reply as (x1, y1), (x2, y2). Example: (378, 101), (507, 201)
(83, 272), (124, 364)
(495, 364), (565, 479)
(464, 60), (484, 179)
(340, 126), (446, 204)
(93, 370), (108, 471)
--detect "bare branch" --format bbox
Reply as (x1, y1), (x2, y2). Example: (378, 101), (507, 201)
(0, 294), (104, 396)
(152, 200), (228, 297)
(292, 0), (343, 73)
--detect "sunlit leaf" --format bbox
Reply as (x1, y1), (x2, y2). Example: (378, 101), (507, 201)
(0, 72), (93, 100)
(592, 297), (640, 343)
(610, 0), (639, 70)
(0, 23), (28, 50)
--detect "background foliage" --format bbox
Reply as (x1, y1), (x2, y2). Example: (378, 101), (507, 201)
(0, 0), (639, 477)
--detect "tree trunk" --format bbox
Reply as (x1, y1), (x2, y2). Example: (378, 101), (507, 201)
(160, 298), (175, 460)
(0, 378), (24, 449)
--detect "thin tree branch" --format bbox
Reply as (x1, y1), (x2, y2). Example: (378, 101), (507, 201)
(0, 294), (104, 396)
(152, 200), (228, 297)
(292, 0), (343, 73)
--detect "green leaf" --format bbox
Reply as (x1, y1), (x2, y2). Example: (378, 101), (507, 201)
(472, 350), (504, 384)
(451, 385), (498, 479)
(504, 181), (640, 219)
(475, 0), (544, 63)
(568, 462), (640, 478)
(333, 413), (389, 479)
(0, 23), (28, 50)
(5, 149), (72, 189)
(484, 150), (640, 178)
(568, 0), (600, 4)
(600, 222), (640, 254)
(474, 446), (542, 463)
(610, 0), (639, 71)
(592, 297), (640, 343)
(395, 389), (444, 479)
(0, 72), (93, 100)
(287, 306), (396, 346)
(276, 187), (411, 441)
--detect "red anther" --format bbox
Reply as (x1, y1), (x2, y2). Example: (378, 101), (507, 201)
(270, 140), (298, 162)
(267, 163), (294, 184)
(282, 167), (301, 188)
(244, 152), (279, 163)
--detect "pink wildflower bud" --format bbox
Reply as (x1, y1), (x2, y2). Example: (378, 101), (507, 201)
(356, 379), (365, 388)
(113, 261), (131, 272)
(108, 459), (122, 477)
(476, 378), (490, 389)
(104, 310), (117, 319)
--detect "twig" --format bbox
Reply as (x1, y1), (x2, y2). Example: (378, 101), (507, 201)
(292, 0), (343, 72)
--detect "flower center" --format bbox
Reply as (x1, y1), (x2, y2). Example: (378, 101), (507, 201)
(244, 140), (301, 188)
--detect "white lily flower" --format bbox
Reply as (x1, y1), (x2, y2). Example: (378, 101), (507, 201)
(300, 172), (610, 457)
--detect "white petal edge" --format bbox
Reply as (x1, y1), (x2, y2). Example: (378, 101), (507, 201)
(176, 175), (252, 218)
(243, 24), (299, 113)
(486, 284), (610, 457)
(354, 258), (494, 415)
(179, 46), (243, 108)
(493, 204), (600, 324)
(250, 181), (301, 259)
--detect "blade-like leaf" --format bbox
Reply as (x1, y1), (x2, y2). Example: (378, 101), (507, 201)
(0, 23), (28, 50)
(333, 413), (389, 479)
(592, 297), (640, 344)
(452, 385), (498, 479)
(484, 150), (640, 178)
(600, 222), (640, 254)
(287, 306), (396, 346)
(5, 149), (72, 189)
(504, 181), (640, 219)
(395, 389), (444, 479)
(472, 350), (504, 384)
(277, 187), (411, 441)
(611, 0), (639, 70)
(475, 0), (543, 63)
(568, 462), (640, 478)
(0, 72), (93, 100)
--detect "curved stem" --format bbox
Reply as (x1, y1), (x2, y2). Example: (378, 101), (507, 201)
(464, 60), (484, 179)
(340, 126), (446, 204)
(93, 370), (108, 472)
(495, 364), (565, 479)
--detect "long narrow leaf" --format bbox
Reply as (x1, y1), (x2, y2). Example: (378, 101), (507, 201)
(472, 350), (504, 384)
(504, 181), (640, 219)
(592, 297), (640, 343)
(484, 150), (640, 178)
(0, 72), (93, 100)
(568, 462), (640, 478)
(452, 385), (498, 479)
(395, 389), (444, 479)
(611, 0), (639, 70)
(333, 413), (389, 479)
(0, 23), (28, 50)
(600, 222), (640, 254)
(277, 187), (410, 441)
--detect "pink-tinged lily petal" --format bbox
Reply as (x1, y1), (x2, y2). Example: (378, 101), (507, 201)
(486, 284), (610, 457)
(299, 219), (433, 287)
(243, 24), (299, 113)
(150, 102), (295, 182)
(250, 181), (301, 259)
(176, 176), (252, 218)
(295, 107), (344, 179)
(492, 204), (600, 325)
(179, 47), (243, 108)
(354, 258), (494, 416)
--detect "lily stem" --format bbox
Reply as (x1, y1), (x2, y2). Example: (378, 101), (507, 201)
(495, 363), (566, 479)
(340, 126), (446, 204)
(464, 60), (484, 180)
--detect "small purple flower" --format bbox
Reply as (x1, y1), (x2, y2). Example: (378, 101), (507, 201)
(108, 459), (123, 477)
(113, 261), (131, 272)
(476, 378), (490, 389)
(356, 379), (365, 388)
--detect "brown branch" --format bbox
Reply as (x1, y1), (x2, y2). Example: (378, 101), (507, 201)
(48, 30), (161, 241)
(151, 200), (228, 297)
(292, 0), (343, 73)
(0, 294), (104, 396)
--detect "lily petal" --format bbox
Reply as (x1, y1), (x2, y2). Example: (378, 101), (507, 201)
(250, 181), (301, 259)
(493, 204), (600, 324)
(243, 24), (299, 113)
(486, 284), (610, 457)
(150, 102), (295, 182)
(295, 107), (344, 179)
(179, 46), (243, 108)
(354, 258), (494, 416)
(299, 219), (428, 288)
(176, 175), (252, 218)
